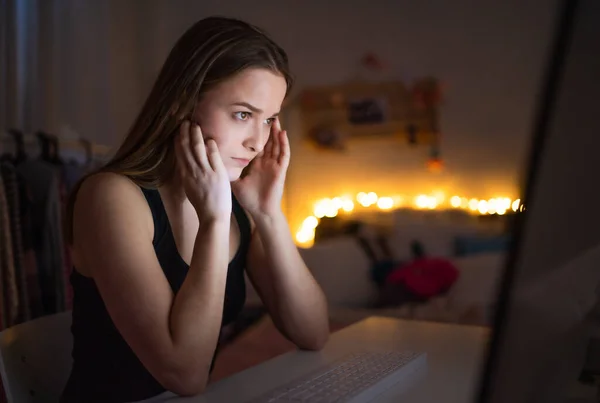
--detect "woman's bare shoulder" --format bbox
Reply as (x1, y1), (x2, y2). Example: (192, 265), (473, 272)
(71, 172), (154, 272)
(73, 172), (152, 241)
(77, 171), (143, 203)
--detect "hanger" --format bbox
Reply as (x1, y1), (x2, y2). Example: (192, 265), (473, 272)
(9, 129), (27, 162)
(36, 131), (53, 162)
(2, 129), (27, 164)
(36, 131), (63, 165)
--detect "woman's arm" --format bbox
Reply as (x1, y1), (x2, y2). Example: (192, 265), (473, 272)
(73, 172), (229, 396)
(245, 211), (330, 350)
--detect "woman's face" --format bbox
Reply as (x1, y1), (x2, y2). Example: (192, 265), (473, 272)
(192, 68), (288, 181)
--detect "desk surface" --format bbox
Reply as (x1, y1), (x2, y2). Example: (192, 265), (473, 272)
(144, 316), (490, 403)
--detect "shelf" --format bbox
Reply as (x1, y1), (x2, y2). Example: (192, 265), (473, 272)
(297, 79), (440, 149)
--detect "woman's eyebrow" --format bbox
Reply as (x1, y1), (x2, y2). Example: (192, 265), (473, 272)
(231, 101), (262, 113)
(231, 101), (280, 117)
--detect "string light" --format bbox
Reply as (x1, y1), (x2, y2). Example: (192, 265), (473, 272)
(512, 199), (521, 212)
(341, 198), (354, 212)
(468, 198), (479, 211)
(376, 197), (394, 210)
(294, 191), (525, 245)
(450, 196), (462, 208)
(477, 200), (489, 215)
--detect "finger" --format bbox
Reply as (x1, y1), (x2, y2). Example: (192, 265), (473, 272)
(263, 129), (274, 158)
(177, 121), (197, 175)
(278, 130), (291, 165)
(190, 123), (210, 171)
(271, 125), (281, 159)
(206, 139), (227, 174)
(272, 119), (284, 158)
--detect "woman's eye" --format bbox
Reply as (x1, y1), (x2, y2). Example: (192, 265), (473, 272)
(234, 112), (251, 120)
(265, 118), (275, 125)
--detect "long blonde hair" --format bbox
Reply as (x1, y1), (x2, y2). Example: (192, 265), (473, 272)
(66, 16), (294, 242)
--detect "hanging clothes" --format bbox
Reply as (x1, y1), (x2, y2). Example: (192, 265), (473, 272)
(0, 174), (19, 327)
(1, 162), (31, 322)
(0, 133), (106, 331)
(17, 159), (67, 315)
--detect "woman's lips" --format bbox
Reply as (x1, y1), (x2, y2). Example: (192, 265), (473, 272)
(231, 157), (251, 166)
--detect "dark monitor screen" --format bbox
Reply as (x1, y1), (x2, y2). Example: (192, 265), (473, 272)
(477, 1), (600, 402)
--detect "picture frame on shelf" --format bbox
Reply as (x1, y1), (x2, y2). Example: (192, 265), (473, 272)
(347, 97), (389, 125)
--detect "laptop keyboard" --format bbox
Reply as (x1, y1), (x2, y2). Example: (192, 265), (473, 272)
(248, 350), (426, 403)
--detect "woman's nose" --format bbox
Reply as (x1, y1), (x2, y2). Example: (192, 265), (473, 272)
(245, 124), (268, 153)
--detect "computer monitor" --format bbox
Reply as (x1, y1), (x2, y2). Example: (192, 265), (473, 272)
(477, 1), (600, 402)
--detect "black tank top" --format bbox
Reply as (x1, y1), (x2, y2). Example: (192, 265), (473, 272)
(60, 188), (251, 403)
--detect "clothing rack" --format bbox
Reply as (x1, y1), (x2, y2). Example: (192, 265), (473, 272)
(0, 128), (115, 334)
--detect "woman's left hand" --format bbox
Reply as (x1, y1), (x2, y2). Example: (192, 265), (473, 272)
(232, 120), (290, 218)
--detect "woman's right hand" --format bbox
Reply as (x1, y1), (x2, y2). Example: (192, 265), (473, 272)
(175, 120), (232, 222)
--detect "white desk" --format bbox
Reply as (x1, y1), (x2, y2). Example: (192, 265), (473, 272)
(144, 316), (490, 403)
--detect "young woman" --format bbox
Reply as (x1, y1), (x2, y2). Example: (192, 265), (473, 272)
(60, 16), (329, 403)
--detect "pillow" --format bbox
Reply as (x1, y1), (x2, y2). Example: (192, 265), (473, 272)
(299, 236), (377, 308)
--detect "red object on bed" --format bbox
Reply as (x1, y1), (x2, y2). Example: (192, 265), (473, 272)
(386, 258), (459, 298)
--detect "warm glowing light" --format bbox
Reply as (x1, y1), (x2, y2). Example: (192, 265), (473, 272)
(415, 195), (430, 209)
(295, 229), (314, 244)
(377, 197), (394, 210)
(332, 197), (343, 210)
(450, 196), (462, 208)
(358, 192), (378, 207)
(313, 199), (328, 218)
(432, 191), (446, 204)
(341, 199), (354, 212)
(315, 192), (518, 216)
(295, 214), (320, 245)
(487, 199), (497, 215)
(357, 192), (371, 207)
(414, 195), (439, 209)
(366, 192), (378, 206)
(303, 216), (319, 229)
(314, 198), (335, 218)
(298, 191), (523, 246)
(477, 200), (489, 215)
(324, 205), (338, 218)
